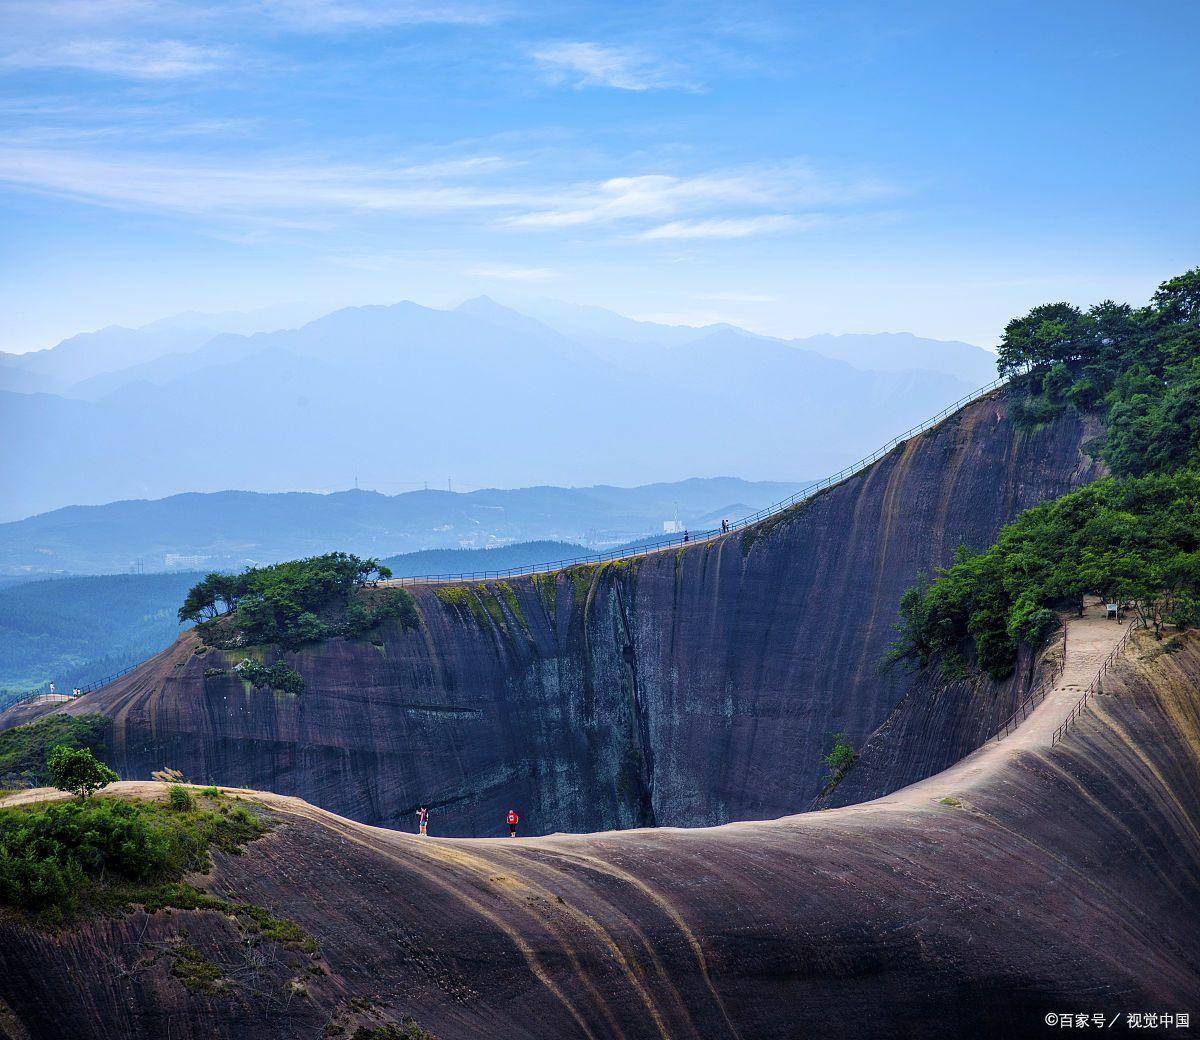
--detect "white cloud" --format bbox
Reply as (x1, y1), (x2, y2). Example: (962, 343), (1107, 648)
(1, 38), (228, 79)
(500, 164), (887, 238)
(531, 42), (698, 92)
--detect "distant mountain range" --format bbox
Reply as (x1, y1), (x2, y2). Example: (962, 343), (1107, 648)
(0, 297), (996, 521)
(0, 477), (799, 577)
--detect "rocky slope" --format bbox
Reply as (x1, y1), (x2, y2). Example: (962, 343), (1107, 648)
(0, 622), (1195, 1040)
(18, 386), (1105, 836)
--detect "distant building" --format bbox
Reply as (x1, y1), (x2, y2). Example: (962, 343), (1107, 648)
(165, 553), (208, 569)
(663, 520), (685, 534)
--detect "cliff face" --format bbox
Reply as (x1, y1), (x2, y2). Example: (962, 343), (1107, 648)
(1, 626), (1196, 1040)
(52, 388), (1104, 834)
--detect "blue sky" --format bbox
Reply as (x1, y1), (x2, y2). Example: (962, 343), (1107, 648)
(1, 0), (1197, 352)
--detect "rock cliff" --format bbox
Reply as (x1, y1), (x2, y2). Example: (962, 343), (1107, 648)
(0, 623), (1195, 1040)
(26, 386), (1105, 835)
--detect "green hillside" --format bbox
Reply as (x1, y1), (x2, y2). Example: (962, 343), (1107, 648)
(0, 540), (591, 703)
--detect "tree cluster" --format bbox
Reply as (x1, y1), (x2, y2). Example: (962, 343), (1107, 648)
(178, 553), (412, 650)
(889, 269), (1200, 680)
(888, 471), (1200, 679)
(999, 268), (1200, 479)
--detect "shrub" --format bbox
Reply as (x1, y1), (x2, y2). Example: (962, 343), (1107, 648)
(234, 659), (305, 696)
(46, 745), (117, 799)
(822, 732), (855, 788)
(0, 795), (266, 918)
(166, 784), (194, 812)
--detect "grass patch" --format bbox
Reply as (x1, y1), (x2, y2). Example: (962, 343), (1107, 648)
(171, 941), (223, 991)
(567, 564), (598, 614)
(533, 572), (557, 620)
(349, 1022), (440, 1040)
(939, 796), (962, 807)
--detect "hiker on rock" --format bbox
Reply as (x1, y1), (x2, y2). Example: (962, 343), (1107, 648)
(417, 805), (429, 837)
(507, 808), (519, 838)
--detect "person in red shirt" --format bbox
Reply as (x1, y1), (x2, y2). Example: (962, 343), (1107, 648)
(417, 806), (428, 837)
(506, 808), (519, 837)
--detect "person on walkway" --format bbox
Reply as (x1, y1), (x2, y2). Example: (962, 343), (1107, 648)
(507, 808), (519, 837)
(72, 687), (81, 698)
(417, 805), (429, 836)
(683, 530), (689, 543)
(721, 518), (729, 533)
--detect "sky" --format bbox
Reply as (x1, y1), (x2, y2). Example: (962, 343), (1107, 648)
(0, 0), (1197, 353)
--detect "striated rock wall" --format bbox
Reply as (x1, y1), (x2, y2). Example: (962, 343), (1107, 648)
(54, 388), (1104, 834)
(0, 627), (1196, 1040)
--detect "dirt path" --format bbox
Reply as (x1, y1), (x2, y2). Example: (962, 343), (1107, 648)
(862, 597), (1130, 811)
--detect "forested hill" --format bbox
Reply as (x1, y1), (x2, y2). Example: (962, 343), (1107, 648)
(0, 539), (591, 699)
(0, 478), (793, 577)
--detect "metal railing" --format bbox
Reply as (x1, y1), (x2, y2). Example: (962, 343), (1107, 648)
(3, 374), (1010, 707)
(1050, 618), (1141, 746)
(386, 374), (1009, 586)
(989, 624), (1070, 743)
(3, 663), (141, 714)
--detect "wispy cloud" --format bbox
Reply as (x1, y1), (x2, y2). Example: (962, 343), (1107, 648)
(0, 139), (897, 250)
(501, 165), (890, 238)
(638, 214), (810, 240)
(501, 172), (779, 229)
(531, 41), (698, 92)
(1, 38), (229, 79)
(0, 145), (523, 221)
(256, 0), (504, 31)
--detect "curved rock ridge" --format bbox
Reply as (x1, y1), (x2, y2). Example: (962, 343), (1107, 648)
(17, 386), (1106, 835)
(0, 615), (1196, 1040)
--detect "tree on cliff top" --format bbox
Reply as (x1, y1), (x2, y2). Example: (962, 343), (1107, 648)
(889, 269), (1200, 680)
(179, 552), (412, 651)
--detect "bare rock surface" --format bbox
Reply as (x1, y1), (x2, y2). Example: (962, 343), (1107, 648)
(24, 387), (1105, 836)
(0, 616), (1195, 1040)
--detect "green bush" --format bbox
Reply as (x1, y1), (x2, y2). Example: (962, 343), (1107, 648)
(1000, 268), (1200, 479)
(822, 733), (855, 789)
(233, 659), (305, 696)
(0, 795), (265, 918)
(180, 553), (393, 648)
(888, 470), (1200, 677)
